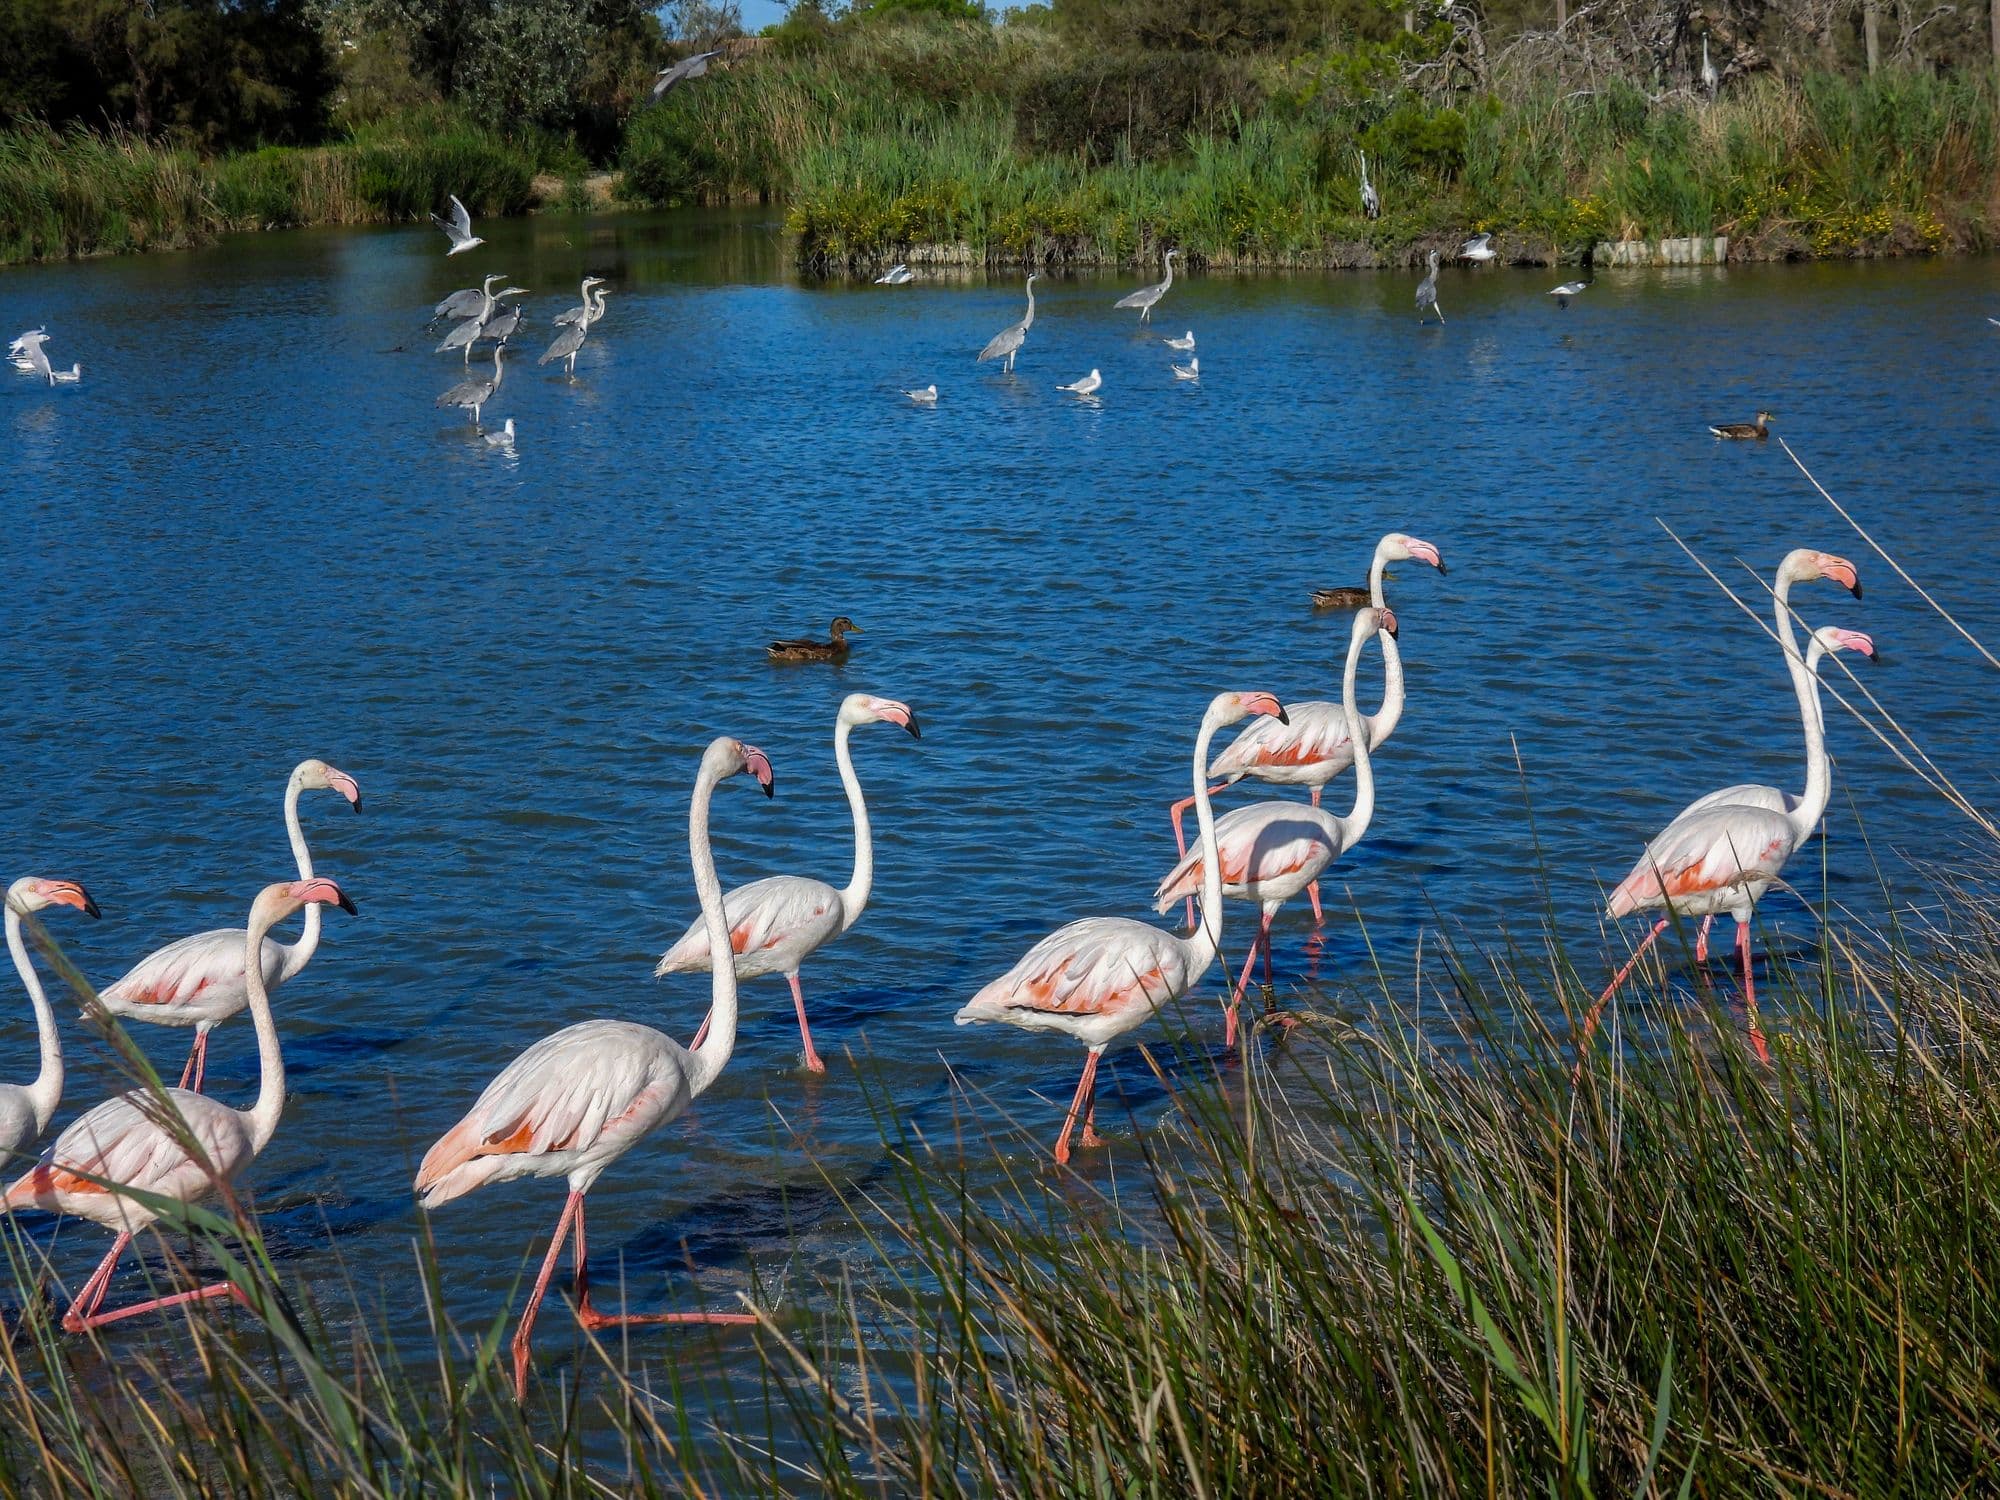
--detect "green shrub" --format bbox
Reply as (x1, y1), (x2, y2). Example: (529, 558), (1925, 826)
(1013, 50), (1261, 163)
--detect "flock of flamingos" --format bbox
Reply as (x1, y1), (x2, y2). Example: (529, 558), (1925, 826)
(0, 532), (1872, 1400)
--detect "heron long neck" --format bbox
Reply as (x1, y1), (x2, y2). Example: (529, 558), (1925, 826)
(1789, 639), (1835, 842)
(241, 901), (289, 1153)
(685, 753), (738, 1098)
(834, 718), (873, 931)
(280, 774), (321, 979)
(1161, 254), (1175, 291)
(1183, 709), (1229, 978)
(1023, 281), (1036, 331)
(1341, 623), (1378, 847)
(6, 907), (63, 1133)
(491, 344), (505, 387)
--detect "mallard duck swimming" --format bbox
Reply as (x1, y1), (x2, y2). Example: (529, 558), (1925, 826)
(768, 616), (862, 663)
(1709, 410), (1774, 440)
(1309, 585), (1372, 611)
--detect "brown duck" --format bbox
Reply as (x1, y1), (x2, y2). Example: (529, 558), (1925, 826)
(1709, 410), (1774, 440)
(1309, 585), (1371, 611)
(767, 615), (861, 663)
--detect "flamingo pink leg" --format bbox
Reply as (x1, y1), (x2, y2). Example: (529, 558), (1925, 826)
(1225, 943), (1258, 1048)
(1053, 1049), (1103, 1165)
(177, 1032), (208, 1093)
(789, 973), (825, 1074)
(62, 1231), (248, 1333)
(1079, 1065), (1104, 1149)
(512, 1190), (583, 1401)
(1307, 786), (1325, 923)
(1577, 918), (1669, 1050)
(1695, 916), (1713, 966)
(1737, 921), (1770, 1064)
(569, 1197), (755, 1336)
(1170, 784), (1232, 930)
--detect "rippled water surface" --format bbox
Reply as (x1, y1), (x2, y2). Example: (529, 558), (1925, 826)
(4, 210), (1998, 1424)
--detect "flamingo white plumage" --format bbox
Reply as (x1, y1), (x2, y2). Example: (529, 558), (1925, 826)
(1578, 548), (1866, 1052)
(955, 690), (1286, 1164)
(1, 878), (99, 1159)
(97, 758), (360, 1093)
(1169, 532), (1445, 926)
(1155, 609), (1395, 1045)
(415, 736), (773, 1402)
(6, 879), (353, 1332)
(660, 695), (919, 1074)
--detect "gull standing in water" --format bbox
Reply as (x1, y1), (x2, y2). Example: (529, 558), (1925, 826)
(903, 384), (937, 404)
(431, 194), (484, 256)
(977, 273), (1039, 374)
(1415, 250), (1444, 324)
(1115, 248), (1178, 322)
(1461, 232), (1497, 264)
(1058, 369), (1103, 397)
(438, 343), (508, 426)
(1163, 330), (1195, 351)
(1358, 151), (1380, 220)
(1172, 357), (1199, 381)
(875, 264), (914, 285)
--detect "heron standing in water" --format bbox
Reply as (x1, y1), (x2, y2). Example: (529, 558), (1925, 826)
(437, 343), (508, 426)
(977, 273), (1039, 374)
(553, 278), (608, 328)
(1115, 249), (1179, 323)
(1416, 250), (1444, 324)
(539, 291), (610, 377)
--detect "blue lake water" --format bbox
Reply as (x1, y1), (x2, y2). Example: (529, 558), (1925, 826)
(3, 207), (1998, 1420)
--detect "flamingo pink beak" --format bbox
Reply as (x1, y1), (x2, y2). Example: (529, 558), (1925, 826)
(325, 767), (363, 813)
(741, 744), (776, 796)
(1378, 607), (1400, 638)
(873, 699), (921, 739)
(42, 881), (100, 919)
(1833, 629), (1880, 662)
(291, 877), (357, 915)
(1820, 555), (1861, 598)
(1243, 692), (1288, 724)
(1407, 538), (1447, 575)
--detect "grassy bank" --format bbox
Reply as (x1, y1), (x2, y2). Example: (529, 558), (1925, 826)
(622, 23), (1996, 269)
(0, 114), (560, 264)
(4, 866), (2000, 1492)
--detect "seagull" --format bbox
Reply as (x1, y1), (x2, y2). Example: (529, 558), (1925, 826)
(1461, 232), (1497, 264)
(1988, 317), (1999, 327)
(903, 384), (937, 404)
(1172, 357), (1199, 381)
(10, 328), (54, 383)
(1549, 280), (1589, 308)
(876, 264), (915, 285)
(484, 418), (517, 449)
(50, 362), (81, 383)
(431, 194), (484, 256)
(1163, 330), (1195, 351)
(651, 50), (720, 102)
(1058, 369), (1102, 397)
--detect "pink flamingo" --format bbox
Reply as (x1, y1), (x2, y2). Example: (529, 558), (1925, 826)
(1580, 551), (1870, 1050)
(1154, 609), (1396, 1046)
(5, 879), (354, 1332)
(658, 695), (919, 1074)
(414, 737), (773, 1403)
(1170, 532), (1443, 927)
(98, 758), (361, 1094)
(955, 690), (1286, 1164)
(2, 878), (100, 1159)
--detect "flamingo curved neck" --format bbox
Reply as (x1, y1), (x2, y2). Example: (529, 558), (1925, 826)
(1184, 709), (1230, 976)
(6, 908), (63, 1133)
(1362, 540), (1405, 747)
(241, 903), (289, 1153)
(281, 773), (321, 979)
(1341, 625), (1380, 846)
(1789, 643), (1834, 841)
(834, 718), (872, 932)
(685, 752), (738, 1098)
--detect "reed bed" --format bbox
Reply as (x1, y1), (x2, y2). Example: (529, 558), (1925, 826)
(3, 862), (1999, 1493)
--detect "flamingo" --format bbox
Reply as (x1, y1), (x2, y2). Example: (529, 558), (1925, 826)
(955, 690), (1287, 1164)
(1169, 532), (1445, 926)
(1579, 549), (1865, 1049)
(6, 879), (354, 1332)
(415, 736), (772, 1402)
(659, 696), (920, 1074)
(2, 878), (99, 1159)
(1155, 610), (1395, 1046)
(97, 758), (360, 1094)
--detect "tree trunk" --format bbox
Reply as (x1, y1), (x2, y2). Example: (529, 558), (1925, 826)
(1556, 0), (1567, 31)
(1991, 0), (1999, 71)
(1863, 0), (1881, 71)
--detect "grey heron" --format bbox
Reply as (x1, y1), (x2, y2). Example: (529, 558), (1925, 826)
(976, 273), (1038, 373)
(437, 342), (508, 426)
(484, 418), (517, 449)
(539, 291), (610, 376)
(1171, 357), (1199, 381)
(1057, 369), (1102, 397)
(432, 194), (484, 256)
(650, 50), (720, 102)
(437, 282), (522, 363)
(1461, 232), (1497, 264)
(433, 284), (488, 321)
(1549, 279), (1589, 308)
(478, 294), (530, 345)
(1163, 329), (1195, 350)
(875, 263), (914, 285)
(1415, 250), (1444, 324)
(1114, 249), (1178, 322)
(11, 328), (54, 384)
(1358, 151), (1380, 220)
(553, 277), (607, 328)
(903, 384), (937, 404)
(1700, 34), (1719, 95)
(435, 275), (506, 356)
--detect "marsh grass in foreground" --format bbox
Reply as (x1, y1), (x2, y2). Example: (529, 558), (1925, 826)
(3, 870), (2000, 1493)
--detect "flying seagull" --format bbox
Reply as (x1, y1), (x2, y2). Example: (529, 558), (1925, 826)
(1549, 280), (1589, 308)
(1461, 232), (1497, 264)
(875, 264), (915, 285)
(651, 51), (720, 102)
(431, 194), (484, 256)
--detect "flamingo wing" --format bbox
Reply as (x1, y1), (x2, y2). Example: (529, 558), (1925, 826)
(100, 928), (286, 1011)
(1208, 700), (1351, 778)
(1154, 803), (1343, 910)
(957, 917), (1188, 1028)
(5, 1090), (247, 1217)
(654, 876), (841, 974)
(1674, 782), (1797, 821)
(416, 1020), (677, 1206)
(1607, 805), (1796, 918)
